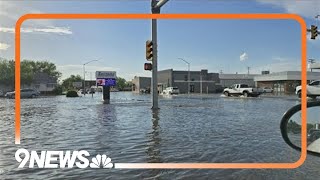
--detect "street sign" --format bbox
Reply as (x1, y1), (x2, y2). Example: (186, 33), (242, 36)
(72, 82), (82, 88)
(96, 71), (117, 79)
(144, 63), (152, 71)
(96, 71), (117, 87)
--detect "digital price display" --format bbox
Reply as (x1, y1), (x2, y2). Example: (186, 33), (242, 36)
(96, 78), (116, 87)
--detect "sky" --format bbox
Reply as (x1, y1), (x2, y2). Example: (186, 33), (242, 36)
(1, 0), (320, 81)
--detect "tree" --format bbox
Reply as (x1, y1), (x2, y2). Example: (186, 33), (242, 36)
(116, 77), (127, 90)
(52, 84), (63, 95)
(27, 60), (61, 79)
(61, 75), (83, 90)
(21, 60), (34, 85)
(0, 58), (61, 88)
(0, 59), (14, 86)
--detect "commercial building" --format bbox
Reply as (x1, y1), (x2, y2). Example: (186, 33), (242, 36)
(219, 73), (258, 88)
(84, 80), (97, 89)
(309, 63), (320, 71)
(157, 69), (220, 94)
(254, 71), (320, 94)
(132, 76), (151, 93)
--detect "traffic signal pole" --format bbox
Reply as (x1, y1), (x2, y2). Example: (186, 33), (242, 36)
(150, 0), (169, 110)
(151, 18), (159, 109)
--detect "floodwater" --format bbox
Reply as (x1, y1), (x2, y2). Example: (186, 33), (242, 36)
(0, 92), (320, 179)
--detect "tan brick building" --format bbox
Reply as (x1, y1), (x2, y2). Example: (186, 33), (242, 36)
(254, 71), (320, 94)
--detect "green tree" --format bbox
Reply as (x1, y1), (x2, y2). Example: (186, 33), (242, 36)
(27, 60), (61, 79)
(21, 60), (34, 85)
(0, 58), (61, 87)
(52, 84), (63, 95)
(0, 59), (15, 86)
(61, 75), (83, 90)
(116, 77), (127, 90)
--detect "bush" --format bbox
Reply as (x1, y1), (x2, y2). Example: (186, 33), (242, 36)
(66, 90), (79, 97)
(52, 85), (63, 95)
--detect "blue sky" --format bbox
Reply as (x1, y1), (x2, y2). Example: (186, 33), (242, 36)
(1, 0), (320, 81)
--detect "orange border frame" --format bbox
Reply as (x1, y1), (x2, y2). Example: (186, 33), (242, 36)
(15, 13), (307, 169)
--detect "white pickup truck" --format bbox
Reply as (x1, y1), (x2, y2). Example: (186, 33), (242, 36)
(223, 84), (263, 97)
(295, 80), (320, 99)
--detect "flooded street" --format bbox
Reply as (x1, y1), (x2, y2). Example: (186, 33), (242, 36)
(1, 92), (320, 179)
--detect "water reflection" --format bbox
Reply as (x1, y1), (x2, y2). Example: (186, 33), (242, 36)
(1, 94), (316, 179)
(146, 109), (162, 163)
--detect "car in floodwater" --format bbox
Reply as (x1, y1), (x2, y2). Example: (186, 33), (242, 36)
(163, 87), (179, 95)
(5, 89), (40, 99)
(262, 87), (273, 93)
(223, 84), (263, 97)
(295, 80), (320, 99)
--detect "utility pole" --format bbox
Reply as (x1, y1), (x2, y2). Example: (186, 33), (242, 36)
(150, 0), (169, 110)
(309, 58), (316, 72)
(247, 66), (250, 75)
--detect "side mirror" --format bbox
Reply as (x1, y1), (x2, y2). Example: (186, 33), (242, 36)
(280, 101), (320, 156)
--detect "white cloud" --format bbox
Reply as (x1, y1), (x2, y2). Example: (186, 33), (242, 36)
(257, 0), (320, 18)
(272, 56), (290, 62)
(0, 2), (72, 38)
(240, 52), (248, 61)
(0, 1), (53, 27)
(0, 27), (72, 35)
(0, 42), (10, 50)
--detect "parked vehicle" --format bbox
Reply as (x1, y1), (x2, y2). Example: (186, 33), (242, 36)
(78, 89), (87, 95)
(223, 84), (263, 97)
(89, 88), (96, 94)
(5, 89), (40, 99)
(162, 87), (179, 95)
(295, 80), (320, 99)
(308, 129), (320, 145)
(140, 87), (150, 94)
(262, 87), (273, 93)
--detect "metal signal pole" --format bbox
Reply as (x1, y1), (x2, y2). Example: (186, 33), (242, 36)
(151, 0), (169, 110)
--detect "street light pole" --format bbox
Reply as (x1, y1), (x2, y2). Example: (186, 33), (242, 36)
(178, 58), (190, 94)
(83, 60), (98, 96)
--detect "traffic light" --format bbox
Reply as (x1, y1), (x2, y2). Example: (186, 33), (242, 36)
(146, 40), (153, 61)
(144, 63), (152, 71)
(311, 25), (318, 40)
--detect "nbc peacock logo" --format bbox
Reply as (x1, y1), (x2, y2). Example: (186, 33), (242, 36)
(90, 154), (113, 168)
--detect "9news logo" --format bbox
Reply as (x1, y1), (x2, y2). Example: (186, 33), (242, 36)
(15, 149), (113, 169)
